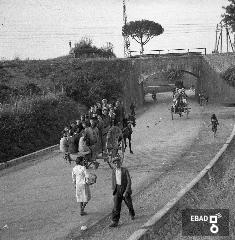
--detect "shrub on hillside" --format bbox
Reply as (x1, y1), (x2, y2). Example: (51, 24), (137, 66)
(222, 66), (235, 88)
(72, 37), (116, 59)
(23, 61), (54, 78)
(0, 84), (18, 103)
(65, 68), (123, 106)
(0, 68), (13, 83)
(19, 82), (42, 96)
(0, 94), (86, 163)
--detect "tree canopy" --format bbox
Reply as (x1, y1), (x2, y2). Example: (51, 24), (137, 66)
(222, 0), (235, 31)
(122, 19), (164, 54)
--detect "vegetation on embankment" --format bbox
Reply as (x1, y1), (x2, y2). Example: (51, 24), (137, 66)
(222, 66), (235, 88)
(0, 57), (133, 163)
(0, 57), (129, 106)
(177, 139), (235, 240)
(0, 93), (86, 163)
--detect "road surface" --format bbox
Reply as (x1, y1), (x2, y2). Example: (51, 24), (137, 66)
(0, 91), (234, 240)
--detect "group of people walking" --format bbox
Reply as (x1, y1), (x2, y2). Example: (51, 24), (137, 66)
(60, 98), (135, 167)
(71, 154), (135, 226)
(60, 98), (136, 227)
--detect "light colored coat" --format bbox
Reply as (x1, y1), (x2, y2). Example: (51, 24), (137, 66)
(78, 136), (90, 153)
(60, 137), (68, 152)
(72, 165), (91, 202)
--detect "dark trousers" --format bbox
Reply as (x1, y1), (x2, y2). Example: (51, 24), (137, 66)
(112, 185), (135, 223)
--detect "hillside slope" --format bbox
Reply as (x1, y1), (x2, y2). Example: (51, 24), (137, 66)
(201, 54), (235, 104)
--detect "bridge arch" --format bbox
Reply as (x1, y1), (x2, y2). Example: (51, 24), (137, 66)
(179, 69), (199, 79)
(137, 56), (202, 85)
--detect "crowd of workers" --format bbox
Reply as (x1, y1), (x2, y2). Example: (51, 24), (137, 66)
(60, 98), (136, 169)
(60, 98), (137, 223)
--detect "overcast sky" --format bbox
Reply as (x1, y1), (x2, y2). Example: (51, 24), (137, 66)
(0, 0), (230, 59)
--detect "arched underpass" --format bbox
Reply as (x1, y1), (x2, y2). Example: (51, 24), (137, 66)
(143, 69), (198, 102)
(125, 54), (235, 109)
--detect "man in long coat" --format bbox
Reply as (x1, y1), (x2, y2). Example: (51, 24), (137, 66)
(109, 155), (135, 227)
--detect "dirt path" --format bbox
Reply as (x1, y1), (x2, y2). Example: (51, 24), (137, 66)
(0, 92), (234, 240)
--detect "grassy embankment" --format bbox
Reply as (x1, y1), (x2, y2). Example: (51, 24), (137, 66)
(0, 56), (127, 163)
(178, 140), (235, 240)
(0, 93), (86, 163)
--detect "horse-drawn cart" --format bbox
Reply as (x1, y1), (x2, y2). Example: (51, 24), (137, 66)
(170, 102), (190, 120)
(170, 89), (190, 120)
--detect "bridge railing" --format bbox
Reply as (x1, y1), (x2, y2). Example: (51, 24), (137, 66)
(129, 48), (207, 58)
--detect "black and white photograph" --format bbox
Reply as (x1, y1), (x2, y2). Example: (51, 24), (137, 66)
(0, 0), (235, 239)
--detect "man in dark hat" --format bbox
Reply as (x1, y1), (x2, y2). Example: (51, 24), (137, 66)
(109, 155), (135, 227)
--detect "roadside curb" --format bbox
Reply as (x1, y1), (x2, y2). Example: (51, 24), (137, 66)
(0, 144), (59, 171)
(127, 124), (235, 240)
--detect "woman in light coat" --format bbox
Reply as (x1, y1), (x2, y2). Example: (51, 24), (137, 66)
(72, 157), (91, 216)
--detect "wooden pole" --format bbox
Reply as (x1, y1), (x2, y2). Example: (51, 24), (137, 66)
(216, 31), (221, 52)
(226, 24), (229, 53)
(220, 23), (223, 53)
(214, 24), (218, 52)
(227, 30), (234, 52)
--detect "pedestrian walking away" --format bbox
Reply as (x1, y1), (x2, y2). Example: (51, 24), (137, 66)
(109, 155), (135, 227)
(209, 113), (219, 137)
(72, 157), (91, 216)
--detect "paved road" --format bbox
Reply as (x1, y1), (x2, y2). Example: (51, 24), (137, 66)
(0, 91), (234, 240)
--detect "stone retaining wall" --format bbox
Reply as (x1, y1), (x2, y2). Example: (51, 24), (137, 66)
(200, 54), (235, 103)
(128, 125), (235, 240)
(0, 144), (59, 171)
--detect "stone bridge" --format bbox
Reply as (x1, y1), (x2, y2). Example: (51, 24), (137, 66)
(122, 53), (235, 108)
(136, 55), (201, 83)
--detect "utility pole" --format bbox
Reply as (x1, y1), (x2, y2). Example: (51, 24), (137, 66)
(220, 22), (223, 53)
(214, 24), (218, 52)
(214, 21), (234, 53)
(123, 0), (130, 57)
(226, 24), (229, 53)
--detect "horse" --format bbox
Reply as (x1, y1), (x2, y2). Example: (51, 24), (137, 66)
(128, 114), (136, 127)
(122, 118), (133, 154)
